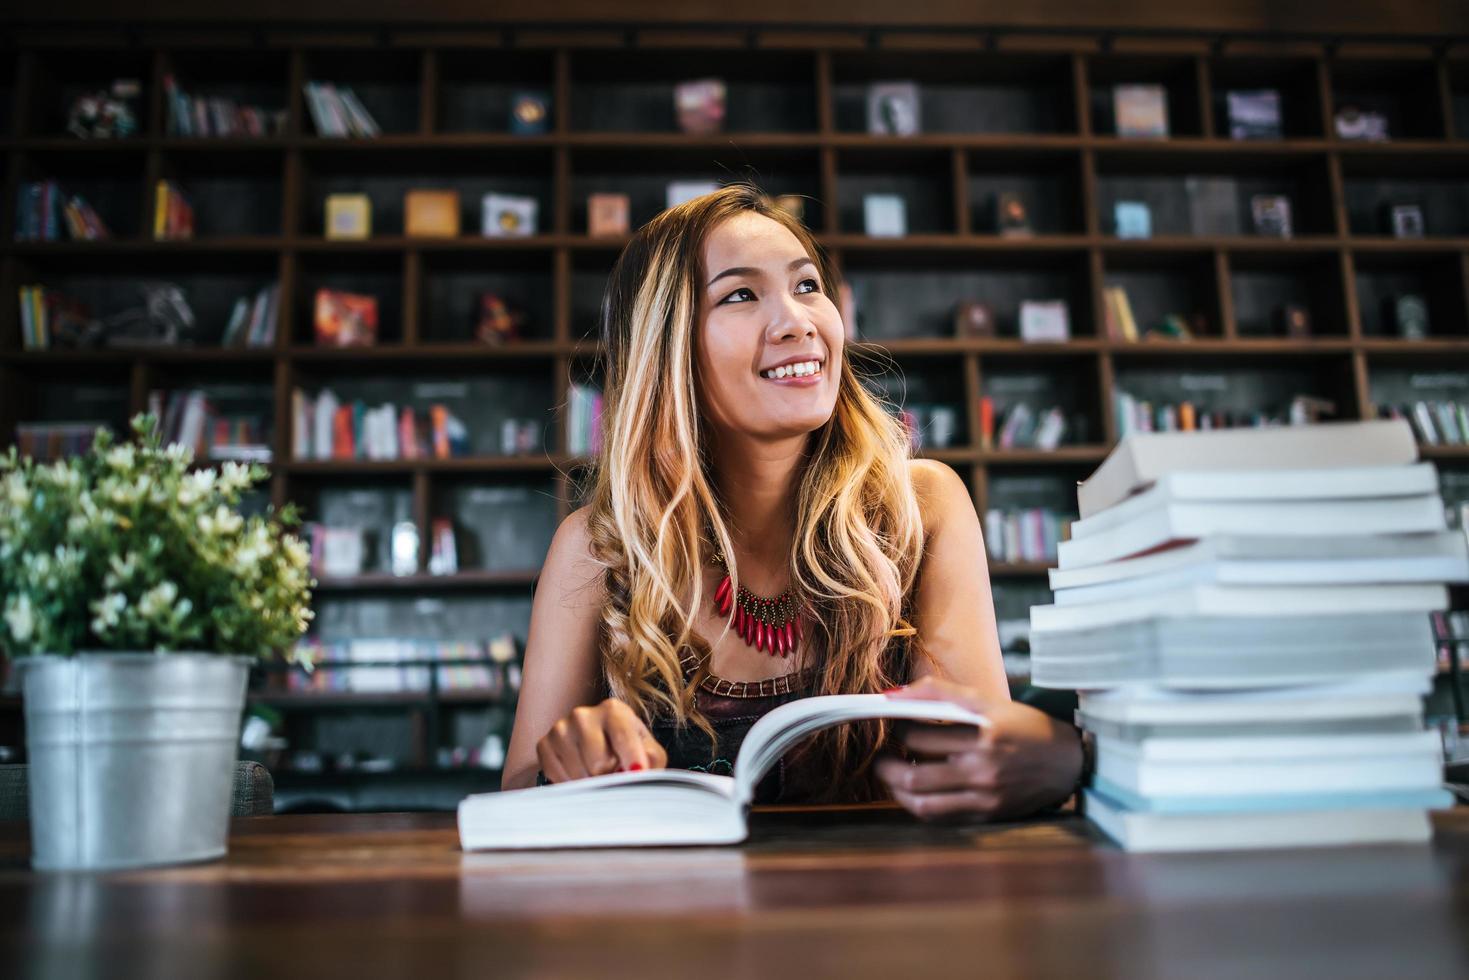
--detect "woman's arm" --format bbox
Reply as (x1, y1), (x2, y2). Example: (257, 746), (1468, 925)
(905, 458), (1009, 699)
(500, 508), (607, 790)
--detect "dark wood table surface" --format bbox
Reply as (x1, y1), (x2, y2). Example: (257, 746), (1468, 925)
(2, 805), (1468, 979)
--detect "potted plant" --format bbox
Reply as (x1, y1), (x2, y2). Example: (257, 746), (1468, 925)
(0, 415), (313, 870)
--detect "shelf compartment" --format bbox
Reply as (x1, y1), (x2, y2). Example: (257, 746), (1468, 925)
(569, 48), (817, 134)
(1112, 351), (1360, 429)
(965, 146), (1086, 235)
(429, 475), (559, 575)
(834, 146), (956, 235)
(435, 49), (555, 135)
(1208, 56), (1327, 140)
(419, 250), (555, 344)
(24, 48), (154, 139)
(1087, 53), (1205, 138)
(980, 355), (1103, 450)
(1228, 249), (1350, 339)
(1330, 57), (1448, 141)
(14, 144), (149, 241)
(301, 48), (423, 136)
(1352, 252), (1468, 340)
(830, 50), (1078, 135)
(156, 144), (285, 238)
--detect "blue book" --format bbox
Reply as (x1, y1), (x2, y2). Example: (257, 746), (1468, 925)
(1090, 776), (1454, 815)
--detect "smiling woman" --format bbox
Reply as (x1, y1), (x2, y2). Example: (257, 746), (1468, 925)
(502, 183), (1084, 815)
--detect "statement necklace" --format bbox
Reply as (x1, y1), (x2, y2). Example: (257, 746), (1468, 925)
(712, 552), (804, 658)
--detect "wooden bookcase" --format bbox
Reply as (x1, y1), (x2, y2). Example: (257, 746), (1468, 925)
(3, 25), (1469, 796)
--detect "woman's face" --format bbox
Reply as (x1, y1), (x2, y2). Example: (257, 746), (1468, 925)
(695, 212), (844, 442)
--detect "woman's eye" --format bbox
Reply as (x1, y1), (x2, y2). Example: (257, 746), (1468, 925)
(721, 287), (756, 304)
(796, 278), (819, 294)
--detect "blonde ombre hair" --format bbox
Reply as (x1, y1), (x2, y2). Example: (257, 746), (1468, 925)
(582, 182), (926, 800)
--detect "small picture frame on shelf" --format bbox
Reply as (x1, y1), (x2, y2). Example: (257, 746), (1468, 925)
(863, 194), (907, 237)
(314, 288), (379, 347)
(318, 527), (366, 578)
(674, 78), (726, 135)
(481, 193), (538, 237)
(1250, 194), (1293, 238)
(1226, 89), (1282, 140)
(995, 191), (1032, 237)
(1113, 200), (1152, 239)
(866, 81), (921, 136)
(954, 301), (997, 338)
(1019, 300), (1070, 343)
(1275, 303), (1312, 339)
(404, 189), (461, 237)
(1385, 202), (1425, 239)
(588, 192), (631, 236)
(1389, 294), (1430, 339)
(666, 180), (720, 209)
(1113, 84), (1169, 138)
(1334, 105), (1389, 141)
(510, 90), (551, 135)
(475, 292), (525, 345)
(325, 193), (371, 240)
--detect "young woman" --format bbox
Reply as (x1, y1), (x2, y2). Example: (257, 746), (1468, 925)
(502, 184), (1084, 820)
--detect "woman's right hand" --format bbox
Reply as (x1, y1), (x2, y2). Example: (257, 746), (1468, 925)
(535, 698), (669, 783)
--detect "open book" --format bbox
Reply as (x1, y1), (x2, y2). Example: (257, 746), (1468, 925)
(457, 693), (989, 850)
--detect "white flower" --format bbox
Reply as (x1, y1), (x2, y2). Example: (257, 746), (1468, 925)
(283, 536), (310, 571)
(138, 581), (179, 619)
(4, 595), (35, 645)
(89, 592), (127, 635)
(165, 442), (192, 465)
(105, 445), (136, 470)
(198, 504), (243, 538)
(3, 472), (28, 509)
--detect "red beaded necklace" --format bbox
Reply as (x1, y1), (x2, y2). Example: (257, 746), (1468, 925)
(711, 553), (804, 658)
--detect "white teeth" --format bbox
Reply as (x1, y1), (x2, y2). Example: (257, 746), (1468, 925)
(762, 360), (821, 380)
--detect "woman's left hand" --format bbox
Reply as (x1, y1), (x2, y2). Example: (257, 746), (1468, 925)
(874, 675), (1084, 822)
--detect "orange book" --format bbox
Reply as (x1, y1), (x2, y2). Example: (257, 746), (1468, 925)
(314, 288), (378, 347)
(979, 396), (996, 450)
(405, 189), (461, 237)
(1179, 401), (1197, 431)
(399, 407), (418, 460)
(431, 404), (450, 459)
(332, 406), (355, 459)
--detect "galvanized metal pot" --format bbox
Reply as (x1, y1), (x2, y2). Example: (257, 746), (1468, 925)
(16, 653), (251, 872)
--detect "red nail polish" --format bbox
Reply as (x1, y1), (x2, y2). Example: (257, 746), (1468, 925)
(629, 762), (644, 771)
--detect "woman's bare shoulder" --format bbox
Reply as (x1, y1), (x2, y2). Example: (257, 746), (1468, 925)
(906, 458), (972, 535)
(542, 505), (604, 605)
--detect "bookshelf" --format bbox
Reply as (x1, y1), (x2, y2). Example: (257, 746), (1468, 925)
(4, 25), (1469, 803)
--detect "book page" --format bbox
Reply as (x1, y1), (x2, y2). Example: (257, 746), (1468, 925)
(732, 693), (989, 806)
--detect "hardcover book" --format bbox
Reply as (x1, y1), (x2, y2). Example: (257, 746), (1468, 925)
(325, 193), (371, 240)
(866, 81), (921, 136)
(458, 694), (988, 849)
(588, 193), (631, 236)
(313, 288), (379, 347)
(405, 189), (461, 237)
(674, 78), (726, 135)
(481, 193), (538, 237)
(1114, 84), (1169, 137)
(1225, 90), (1282, 140)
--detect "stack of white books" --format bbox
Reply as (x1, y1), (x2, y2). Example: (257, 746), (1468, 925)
(1030, 419), (1467, 852)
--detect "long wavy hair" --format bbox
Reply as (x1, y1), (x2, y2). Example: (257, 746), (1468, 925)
(581, 182), (926, 801)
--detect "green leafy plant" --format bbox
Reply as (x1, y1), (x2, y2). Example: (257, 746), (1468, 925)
(0, 414), (314, 656)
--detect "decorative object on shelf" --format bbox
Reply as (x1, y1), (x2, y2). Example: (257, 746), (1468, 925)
(163, 73), (286, 138)
(1287, 394), (1337, 426)
(325, 193), (372, 240)
(66, 78), (141, 138)
(101, 281), (199, 349)
(510, 90), (551, 135)
(863, 193), (907, 237)
(313, 288), (379, 347)
(1334, 105), (1389, 141)
(1385, 202), (1425, 239)
(1019, 300), (1070, 343)
(481, 193), (538, 237)
(405, 189), (461, 237)
(303, 81), (381, 137)
(995, 191), (1032, 237)
(1226, 89), (1282, 140)
(1102, 285), (1140, 342)
(773, 194), (806, 222)
(954, 301), (997, 339)
(474, 292), (526, 345)
(1147, 313), (1195, 341)
(1113, 200), (1152, 239)
(1276, 303), (1312, 339)
(1249, 194), (1293, 238)
(1113, 84), (1168, 138)
(674, 78), (726, 135)
(153, 180), (195, 241)
(0, 415), (313, 870)
(15, 181), (109, 241)
(429, 518), (459, 575)
(390, 521), (420, 577)
(17, 284), (101, 350)
(314, 526), (367, 577)
(588, 192), (631, 236)
(866, 81), (921, 135)
(1390, 294), (1430, 340)
(499, 417), (541, 455)
(666, 180), (720, 209)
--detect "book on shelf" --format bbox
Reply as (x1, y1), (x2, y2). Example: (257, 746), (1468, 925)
(405, 189), (461, 237)
(303, 81), (381, 137)
(293, 388), (459, 461)
(1378, 401), (1469, 447)
(866, 81), (921, 136)
(458, 694), (987, 850)
(991, 403), (1071, 451)
(1018, 300), (1070, 343)
(221, 283), (280, 348)
(983, 508), (1071, 564)
(153, 181), (194, 241)
(588, 193), (631, 237)
(289, 638), (512, 694)
(429, 517), (459, 575)
(13, 423), (107, 462)
(1113, 201), (1151, 239)
(566, 383), (605, 456)
(325, 193), (372, 240)
(163, 73), (287, 138)
(863, 194), (907, 237)
(15, 181), (110, 241)
(148, 388), (272, 463)
(1225, 89), (1282, 140)
(481, 194), (538, 237)
(1101, 286), (1138, 342)
(1113, 84), (1168, 137)
(1076, 418), (1418, 518)
(666, 180), (720, 209)
(674, 78), (726, 135)
(313, 288), (379, 347)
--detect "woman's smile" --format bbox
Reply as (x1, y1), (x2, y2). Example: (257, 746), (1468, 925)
(758, 356), (824, 385)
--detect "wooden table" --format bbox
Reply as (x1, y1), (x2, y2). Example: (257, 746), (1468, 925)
(2, 806), (1468, 978)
